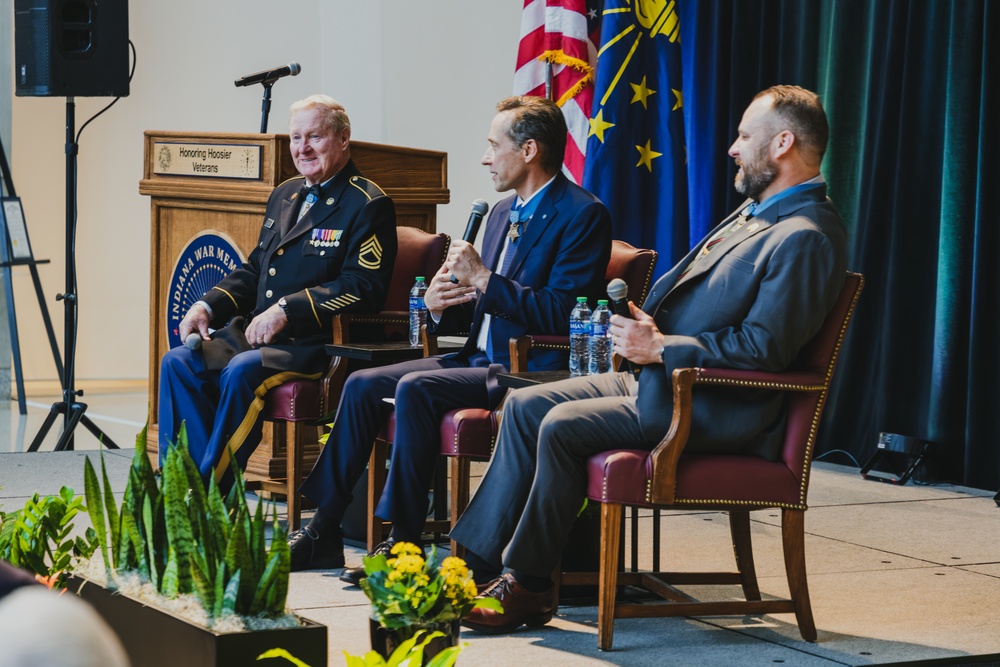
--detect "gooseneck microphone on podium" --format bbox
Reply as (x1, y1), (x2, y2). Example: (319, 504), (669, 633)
(234, 62), (301, 87)
(450, 199), (490, 283)
(607, 278), (641, 377)
(236, 61), (302, 132)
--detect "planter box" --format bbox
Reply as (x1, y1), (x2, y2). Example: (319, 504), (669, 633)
(66, 576), (327, 667)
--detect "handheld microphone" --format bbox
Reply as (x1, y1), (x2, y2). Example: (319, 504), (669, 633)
(450, 199), (490, 283)
(234, 62), (301, 87)
(184, 333), (203, 351)
(462, 199), (490, 243)
(607, 278), (640, 377)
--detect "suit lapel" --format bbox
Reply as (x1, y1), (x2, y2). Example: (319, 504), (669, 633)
(503, 175), (567, 278)
(276, 179), (306, 240)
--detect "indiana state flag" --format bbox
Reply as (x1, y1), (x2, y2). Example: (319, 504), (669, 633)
(582, 0), (688, 269)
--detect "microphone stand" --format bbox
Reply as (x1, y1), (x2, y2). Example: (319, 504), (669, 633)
(27, 98), (119, 452)
(259, 82), (275, 133)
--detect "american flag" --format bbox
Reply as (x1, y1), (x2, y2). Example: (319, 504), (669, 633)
(513, 0), (602, 184)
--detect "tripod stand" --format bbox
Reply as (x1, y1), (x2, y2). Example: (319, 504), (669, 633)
(27, 98), (118, 452)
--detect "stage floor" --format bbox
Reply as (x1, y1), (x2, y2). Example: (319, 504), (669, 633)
(2, 387), (999, 667)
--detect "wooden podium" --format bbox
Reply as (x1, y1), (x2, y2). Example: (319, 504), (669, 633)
(139, 131), (448, 479)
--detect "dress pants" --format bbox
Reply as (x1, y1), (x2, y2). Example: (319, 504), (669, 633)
(158, 346), (319, 485)
(298, 354), (496, 542)
(450, 371), (653, 576)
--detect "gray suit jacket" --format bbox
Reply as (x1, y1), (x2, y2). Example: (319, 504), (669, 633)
(636, 185), (848, 459)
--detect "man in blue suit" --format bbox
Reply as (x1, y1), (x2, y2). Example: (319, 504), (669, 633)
(291, 96), (613, 574)
(453, 85), (849, 634)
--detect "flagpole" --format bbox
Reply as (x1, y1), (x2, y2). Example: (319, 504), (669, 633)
(545, 62), (554, 101)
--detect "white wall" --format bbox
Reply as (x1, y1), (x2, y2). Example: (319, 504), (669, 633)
(8, 0), (521, 383)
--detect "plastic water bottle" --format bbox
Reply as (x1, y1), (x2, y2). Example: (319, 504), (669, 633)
(408, 276), (428, 347)
(569, 297), (591, 376)
(588, 300), (613, 375)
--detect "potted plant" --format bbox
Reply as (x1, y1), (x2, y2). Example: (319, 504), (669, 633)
(0, 485), (97, 587)
(359, 542), (500, 663)
(62, 427), (327, 667)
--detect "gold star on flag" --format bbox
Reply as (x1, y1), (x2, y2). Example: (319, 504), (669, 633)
(588, 108), (616, 143)
(672, 88), (683, 111)
(630, 76), (656, 109)
(635, 139), (663, 172)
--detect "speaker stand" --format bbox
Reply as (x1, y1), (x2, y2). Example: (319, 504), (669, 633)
(27, 98), (118, 452)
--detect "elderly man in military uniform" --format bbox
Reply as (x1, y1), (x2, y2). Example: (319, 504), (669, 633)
(158, 94), (397, 486)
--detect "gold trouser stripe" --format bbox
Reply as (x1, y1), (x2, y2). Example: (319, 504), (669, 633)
(212, 369), (324, 482)
(211, 286), (239, 310)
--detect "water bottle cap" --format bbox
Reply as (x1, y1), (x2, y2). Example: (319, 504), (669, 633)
(597, 299), (609, 305)
(576, 296), (588, 302)
(416, 276), (425, 281)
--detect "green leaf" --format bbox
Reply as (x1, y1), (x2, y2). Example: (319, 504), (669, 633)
(142, 494), (159, 590)
(221, 569), (240, 616)
(424, 645), (463, 667)
(83, 457), (110, 573)
(162, 545), (179, 597)
(256, 648), (313, 667)
(101, 455), (120, 559)
(190, 554), (215, 622)
(163, 445), (195, 594)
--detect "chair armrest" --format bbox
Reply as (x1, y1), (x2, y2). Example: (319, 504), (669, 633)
(646, 366), (830, 505)
(422, 324), (437, 357)
(508, 335), (570, 373)
(695, 367), (827, 392)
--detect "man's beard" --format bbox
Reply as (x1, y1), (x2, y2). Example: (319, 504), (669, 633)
(734, 152), (778, 201)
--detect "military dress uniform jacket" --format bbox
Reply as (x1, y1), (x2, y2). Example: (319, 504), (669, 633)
(202, 160), (397, 373)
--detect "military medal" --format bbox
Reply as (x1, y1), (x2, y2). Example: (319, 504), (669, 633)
(310, 228), (344, 247)
(507, 208), (522, 241)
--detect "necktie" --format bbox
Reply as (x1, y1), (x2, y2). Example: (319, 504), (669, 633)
(498, 205), (525, 277)
(297, 184), (321, 221)
(679, 206), (755, 279)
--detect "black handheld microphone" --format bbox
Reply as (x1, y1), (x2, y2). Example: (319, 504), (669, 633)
(184, 333), (203, 350)
(607, 278), (641, 377)
(234, 62), (301, 87)
(450, 200), (490, 283)
(462, 199), (490, 243)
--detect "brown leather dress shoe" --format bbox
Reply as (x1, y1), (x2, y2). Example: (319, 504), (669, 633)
(462, 573), (555, 635)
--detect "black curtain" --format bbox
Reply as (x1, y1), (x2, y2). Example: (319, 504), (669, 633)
(678, 1), (1000, 489)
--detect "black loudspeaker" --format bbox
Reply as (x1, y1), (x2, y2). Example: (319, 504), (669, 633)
(14, 0), (129, 97)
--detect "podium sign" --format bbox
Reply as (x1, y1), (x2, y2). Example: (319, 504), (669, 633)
(141, 131), (448, 479)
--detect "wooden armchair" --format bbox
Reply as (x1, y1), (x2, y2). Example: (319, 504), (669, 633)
(581, 272), (864, 649)
(433, 240), (659, 556)
(257, 226), (450, 530)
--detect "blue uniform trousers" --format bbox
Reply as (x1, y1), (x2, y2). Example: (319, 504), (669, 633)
(298, 353), (497, 542)
(158, 346), (320, 485)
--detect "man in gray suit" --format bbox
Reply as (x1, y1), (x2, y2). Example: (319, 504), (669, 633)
(451, 85), (848, 634)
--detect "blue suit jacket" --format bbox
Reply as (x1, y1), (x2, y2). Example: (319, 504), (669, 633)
(431, 173), (612, 376)
(637, 185), (848, 459)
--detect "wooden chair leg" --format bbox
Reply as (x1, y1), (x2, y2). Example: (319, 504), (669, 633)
(367, 439), (389, 552)
(286, 421), (306, 531)
(729, 510), (761, 601)
(598, 502), (623, 651)
(449, 457), (470, 558)
(782, 508), (817, 641)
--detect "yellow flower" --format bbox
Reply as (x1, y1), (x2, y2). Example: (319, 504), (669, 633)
(391, 554), (426, 575)
(390, 541), (423, 557)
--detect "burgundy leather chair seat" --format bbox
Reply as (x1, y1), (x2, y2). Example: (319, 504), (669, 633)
(262, 379), (323, 422)
(587, 450), (801, 508)
(439, 408), (496, 459)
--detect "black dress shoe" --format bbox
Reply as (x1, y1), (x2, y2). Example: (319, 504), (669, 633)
(340, 539), (396, 586)
(288, 525), (345, 572)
